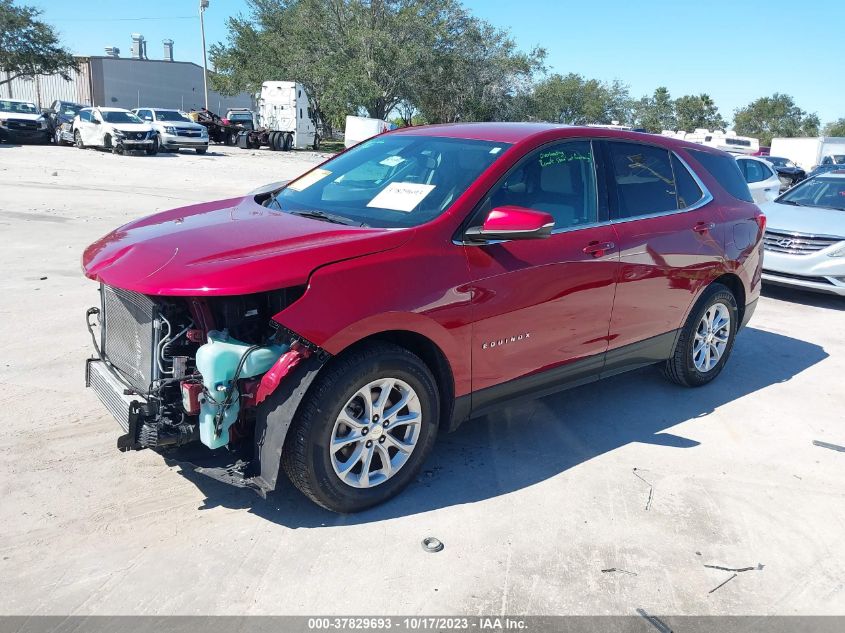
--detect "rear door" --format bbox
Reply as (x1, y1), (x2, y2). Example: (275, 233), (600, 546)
(602, 140), (726, 367)
(464, 139), (620, 405)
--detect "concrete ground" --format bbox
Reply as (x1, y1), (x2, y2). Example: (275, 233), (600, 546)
(0, 142), (843, 616)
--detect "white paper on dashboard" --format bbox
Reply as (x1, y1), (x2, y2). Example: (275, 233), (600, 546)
(379, 155), (405, 167)
(366, 182), (436, 212)
(286, 168), (332, 191)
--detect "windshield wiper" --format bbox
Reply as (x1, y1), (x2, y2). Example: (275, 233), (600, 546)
(290, 209), (367, 227)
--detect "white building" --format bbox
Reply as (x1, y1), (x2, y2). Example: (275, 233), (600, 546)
(1, 35), (252, 114)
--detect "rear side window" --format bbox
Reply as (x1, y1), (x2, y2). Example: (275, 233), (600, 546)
(607, 142), (679, 218)
(671, 154), (704, 209)
(688, 149), (753, 202)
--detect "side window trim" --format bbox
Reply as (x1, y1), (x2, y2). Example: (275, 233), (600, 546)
(455, 137), (608, 243)
(602, 140), (713, 224)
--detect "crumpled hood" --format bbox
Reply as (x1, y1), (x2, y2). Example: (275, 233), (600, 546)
(0, 112), (43, 122)
(82, 196), (413, 296)
(110, 123), (153, 133)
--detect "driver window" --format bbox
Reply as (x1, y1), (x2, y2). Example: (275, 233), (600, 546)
(486, 140), (598, 230)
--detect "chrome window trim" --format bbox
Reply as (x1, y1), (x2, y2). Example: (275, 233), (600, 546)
(455, 143), (714, 244)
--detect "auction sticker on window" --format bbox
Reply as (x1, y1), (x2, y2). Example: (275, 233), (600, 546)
(287, 168), (332, 191)
(367, 182), (436, 212)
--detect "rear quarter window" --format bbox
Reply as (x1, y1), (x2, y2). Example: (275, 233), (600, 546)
(688, 149), (753, 203)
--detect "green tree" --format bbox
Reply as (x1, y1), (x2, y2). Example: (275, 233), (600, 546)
(823, 118), (845, 136)
(210, 0), (543, 131)
(531, 73), (630, 125)
(733, 94), (820, 147)
(632, 87), (676, 133)
(674, 93), (726, 132)
(0, 0), (77, 87)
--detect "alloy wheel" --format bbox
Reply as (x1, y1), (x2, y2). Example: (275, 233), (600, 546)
(693, 302), (731, 373)
(330, 378), (422, 489)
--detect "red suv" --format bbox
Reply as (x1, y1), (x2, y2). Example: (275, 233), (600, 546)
(83, 123), (764, 512)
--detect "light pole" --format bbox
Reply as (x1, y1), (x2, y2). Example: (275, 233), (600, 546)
(199, 0), (209, 111)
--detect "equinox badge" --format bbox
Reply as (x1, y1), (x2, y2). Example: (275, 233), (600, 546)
(482, 333), (531, 350)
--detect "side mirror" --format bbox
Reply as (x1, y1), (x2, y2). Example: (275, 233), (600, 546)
(464, 206), (554, 243)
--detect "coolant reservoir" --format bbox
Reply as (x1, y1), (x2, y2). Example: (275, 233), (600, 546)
(194, 330), (288, 449)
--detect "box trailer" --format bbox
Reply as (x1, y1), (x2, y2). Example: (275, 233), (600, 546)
(237, 81), (318, 151)
(769, 137), (845, 171)
(344, 115), (390, 148)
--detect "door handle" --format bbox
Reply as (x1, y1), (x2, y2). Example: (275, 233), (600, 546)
(693, 222), (715, 233)
(583, 241), (615, 257)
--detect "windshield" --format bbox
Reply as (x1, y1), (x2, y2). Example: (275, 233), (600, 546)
(58, 103), (82, 116)
(765, 156), (795, 167)
(101, 110), (143, 124)
(0, 100), (38, 114)
(155, 110), (191, 122)
(228, 113), (252, 120)
(267, 135), (511, 228)
(778, 176), (845, 210)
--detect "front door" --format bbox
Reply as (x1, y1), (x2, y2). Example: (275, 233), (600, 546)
(463, 139), (619, 409)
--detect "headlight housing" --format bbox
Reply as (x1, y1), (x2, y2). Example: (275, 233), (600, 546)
(164, 126), (177, 134)
(113, 130), (126, 138)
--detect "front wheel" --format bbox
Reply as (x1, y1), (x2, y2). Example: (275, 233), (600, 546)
(282, 343), (440, 512)
(662, 283), (738, 387)
(74, 131), (84, 149)
(145, 137), (159, 155)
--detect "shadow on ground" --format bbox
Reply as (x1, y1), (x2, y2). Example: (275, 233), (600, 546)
(762, 284), (844, 310)
(175, 326), (827, 526)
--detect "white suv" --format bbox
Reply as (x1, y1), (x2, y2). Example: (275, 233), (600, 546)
(735, 156), (781, 204)
(73, 107), (156, 155)
(133, 108), (209, 154)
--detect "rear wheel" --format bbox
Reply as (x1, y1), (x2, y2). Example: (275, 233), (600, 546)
(268, 131), (279, 151)
(282, 343), (439, 513)
(282, 132), (293, 151)
(195, 146), (208, 154)
(662, 283), (738, 387)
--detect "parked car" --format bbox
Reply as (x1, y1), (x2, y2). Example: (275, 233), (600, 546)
(806, 161), (845, 179)
(760, 170), (845, 296)
(0, 98), (50, 144)
(45, 100), (85, 145)
(82, 124), (763, 512)
(72, 107), (157, 155)
(761, 156), (806, 190)
(132, 108), (209, 154)
(735, 155), (781, 203)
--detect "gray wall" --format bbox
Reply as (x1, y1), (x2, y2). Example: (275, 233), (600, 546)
(92, 57), (252, 114)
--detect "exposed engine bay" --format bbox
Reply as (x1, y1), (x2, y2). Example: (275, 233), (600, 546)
(85, 284), (317, 463)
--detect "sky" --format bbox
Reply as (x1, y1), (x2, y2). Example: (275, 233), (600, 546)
(30, 0), (845, 126)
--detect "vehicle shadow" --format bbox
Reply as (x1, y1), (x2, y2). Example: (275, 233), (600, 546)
(174, 327), (827, 526)
(762, 283), (844, 310)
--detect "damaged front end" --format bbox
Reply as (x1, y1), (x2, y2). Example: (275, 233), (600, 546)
(85, 283), (328, 495)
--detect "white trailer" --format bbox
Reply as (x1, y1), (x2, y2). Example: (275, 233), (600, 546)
(237, 81), (318, 151)
(344, 115), (390, 148)
(667, 129), (759, 155)
(769, 137), (845, 171)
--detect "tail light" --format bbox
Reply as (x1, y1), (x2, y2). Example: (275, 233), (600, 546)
(756, 212), (766, 232)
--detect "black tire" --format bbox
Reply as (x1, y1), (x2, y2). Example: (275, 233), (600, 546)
(282, 132), (293, 151)
(54, 129), (64, 145)
(145, 136), (159, 155)
(196, 146), (208, 154)
(662, 282), (738, 387)
(74, 131), (84, 149)
(274, 131), (286, 151)
(268, 131), (279, 151)
(282, 342), (440, 513)
(225, 130), (238, 146)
